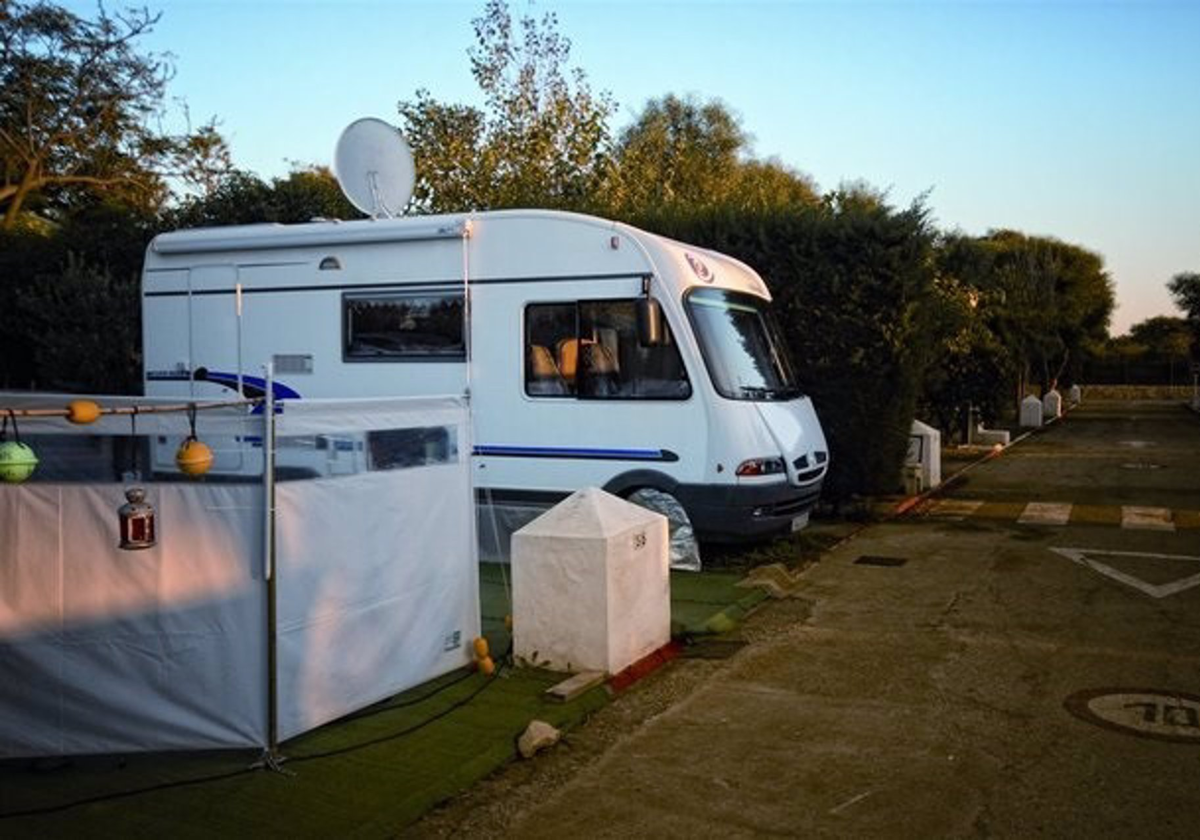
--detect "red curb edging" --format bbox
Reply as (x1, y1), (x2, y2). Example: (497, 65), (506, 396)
(607, 641), (684, 693)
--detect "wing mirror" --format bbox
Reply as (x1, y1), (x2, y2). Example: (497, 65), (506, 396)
(636, 297), (665, 347)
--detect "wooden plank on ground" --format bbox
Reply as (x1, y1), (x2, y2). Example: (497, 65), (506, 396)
(546, 671), (606, 703)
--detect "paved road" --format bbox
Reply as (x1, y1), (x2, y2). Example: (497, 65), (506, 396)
(506, 401), (1200, 838)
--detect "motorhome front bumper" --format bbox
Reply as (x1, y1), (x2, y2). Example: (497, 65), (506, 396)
(675, 479), (823, 543)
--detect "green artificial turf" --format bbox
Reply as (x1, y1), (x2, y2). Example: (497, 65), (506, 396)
(2, 563), (761, 838)
(0, 665), (606, 838)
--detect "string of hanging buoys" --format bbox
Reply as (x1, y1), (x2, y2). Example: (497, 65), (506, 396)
(175, 402), (214, 478)
(0, 409), (37, 483)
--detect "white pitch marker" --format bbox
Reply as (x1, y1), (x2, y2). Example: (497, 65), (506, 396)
(1018, 502), (1072, 526)
(1050, 548), (1200, 598)
(1121, 506), (1175, 532)
(928, 499), (983, 520)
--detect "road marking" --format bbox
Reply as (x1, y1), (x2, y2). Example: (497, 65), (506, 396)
(1119, 440), (1156, 448)
(975, 501), (1027, 521)
(1069, 504), (1124, 526)
(928, 499), (983, 519)
(1065, 688), (1200, 744)
(1050, 548), (1200, 598)
(1019, 502), (1072, 526)
(1122, 506), (1175, 532)
(924, 500), (1198, 529)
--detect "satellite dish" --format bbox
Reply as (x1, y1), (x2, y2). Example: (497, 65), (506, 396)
(334, 118), (415, 218)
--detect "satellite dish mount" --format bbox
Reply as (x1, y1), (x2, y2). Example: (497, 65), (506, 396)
(334, 118), (415, 218)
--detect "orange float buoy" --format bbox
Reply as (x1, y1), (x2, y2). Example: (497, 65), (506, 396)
(66, 399), (101, 425)
(175, 438), (214, 477)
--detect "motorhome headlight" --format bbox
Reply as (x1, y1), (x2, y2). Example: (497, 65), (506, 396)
(735, 457), (786, 477)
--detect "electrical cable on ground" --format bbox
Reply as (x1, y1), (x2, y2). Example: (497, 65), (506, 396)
(289, 649), (510, 764)
(0, 646), (512, 822)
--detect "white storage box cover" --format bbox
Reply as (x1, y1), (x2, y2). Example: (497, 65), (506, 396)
(1020, 395), (1044, 428)
(907, 419), (941, 490)
(512, 488), (669, 675)
(1043, 389), (1062, 418)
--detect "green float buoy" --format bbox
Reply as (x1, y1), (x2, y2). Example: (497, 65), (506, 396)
(0, 440), (38, 483)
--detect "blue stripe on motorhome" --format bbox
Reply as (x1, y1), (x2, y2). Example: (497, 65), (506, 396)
(473, 445), (678, 462)
(200, 371), (302, 400)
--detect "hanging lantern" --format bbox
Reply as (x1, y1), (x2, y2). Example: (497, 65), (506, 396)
(66, 399), (102, 425)
(118, 487), (157, 550)
(0, 410), (37, 483)
(175, 403), (213, 477)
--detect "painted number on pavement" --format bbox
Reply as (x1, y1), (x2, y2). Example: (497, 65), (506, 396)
(1065, 688), (1200, 744)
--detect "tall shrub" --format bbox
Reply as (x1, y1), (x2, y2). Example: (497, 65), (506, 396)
(637, 191), (938, 501)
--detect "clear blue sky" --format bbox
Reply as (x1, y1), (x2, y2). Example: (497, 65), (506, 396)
(78, 0), (1200, 334)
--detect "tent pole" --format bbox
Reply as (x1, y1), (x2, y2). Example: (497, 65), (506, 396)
(263, 361), (279, 756)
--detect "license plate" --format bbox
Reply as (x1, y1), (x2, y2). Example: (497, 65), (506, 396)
(791, 512), (809, 532)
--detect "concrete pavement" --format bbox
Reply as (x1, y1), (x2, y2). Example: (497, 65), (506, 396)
(505, 401), (1200, 838)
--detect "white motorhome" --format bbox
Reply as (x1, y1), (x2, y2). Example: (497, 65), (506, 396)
(142, 209), (828, 544)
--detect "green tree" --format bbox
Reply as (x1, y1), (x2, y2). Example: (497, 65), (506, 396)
(639, 191), (939, 500)
(1128, 315), (1191, 360)
(608, 94), (816, 214)
(168, 166), (358, 228)
(0, 0), (229, 228)
(397, 0), (615, 212)
(0, 197), (159, 388)
(1168, 271), (1200, 357)
(920, 234), (1014, 436)
(609, 95), (742, 210)
(14, 252), (142, 392)
(963, 231), (1112, 403)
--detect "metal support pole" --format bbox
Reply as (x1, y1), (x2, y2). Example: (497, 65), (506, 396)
(236, 280), (244, 398)
(263, 362), (278, 755)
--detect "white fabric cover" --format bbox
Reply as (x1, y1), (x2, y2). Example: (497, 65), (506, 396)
(512, 488), (669, 675)
(0, 484), (266, 756)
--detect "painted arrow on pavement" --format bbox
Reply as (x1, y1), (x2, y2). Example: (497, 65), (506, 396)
(1050, 548), (1200, 599)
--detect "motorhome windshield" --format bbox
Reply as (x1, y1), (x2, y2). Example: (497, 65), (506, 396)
(686, 288), (801, 401)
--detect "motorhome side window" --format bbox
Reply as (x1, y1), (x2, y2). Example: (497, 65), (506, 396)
(343, 291), (465, 360)
(524, 300), (690, 399)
